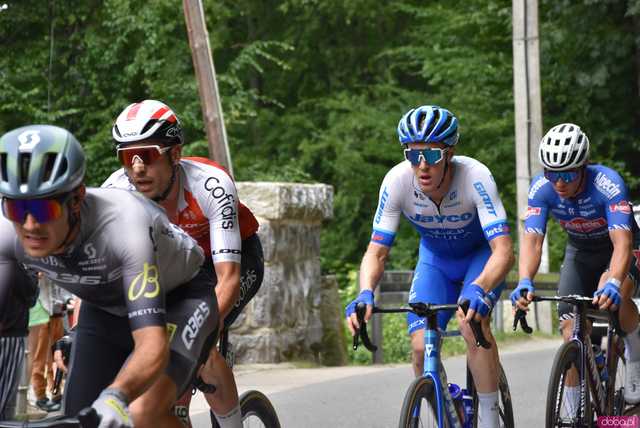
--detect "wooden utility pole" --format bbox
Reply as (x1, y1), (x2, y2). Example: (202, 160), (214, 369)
(183, 0), (233, 176)
(513, 0), (548, 272)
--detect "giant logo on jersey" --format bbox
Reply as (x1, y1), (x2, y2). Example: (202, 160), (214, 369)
(559, 217), (607, 233)
(204, 177), (236, 229)
(609, 200), (632, 214)
(409, 212), (473, 223)
(374, 187), (389, 224)
(473, 182), (497, 216)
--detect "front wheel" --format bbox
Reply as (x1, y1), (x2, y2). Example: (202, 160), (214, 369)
(545, 341), (591, 428)
(469, 363), (514, 428)
(398, 376), (449, 428)
(210, 390), (281, 428)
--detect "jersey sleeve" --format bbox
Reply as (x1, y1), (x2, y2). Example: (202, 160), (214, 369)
(201, 172), (242, 263)
(370, 170), (402, 247)
(470, 165), (510, 241)
(116, 215), (167, 331)
(598, 170), (635, 232)
(523, 175), (550, 235)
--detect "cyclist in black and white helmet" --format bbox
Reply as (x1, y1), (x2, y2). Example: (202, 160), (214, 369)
(513, 122), (640, 408)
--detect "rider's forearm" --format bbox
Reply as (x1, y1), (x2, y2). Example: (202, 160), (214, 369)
(608, 239), (632, 284)
(213, 262), (241, 321)
(518, 233), (543, 281)
(474, 240), (514, 291)
(358, 247), (387, 292)
(110, 326), (169, 402)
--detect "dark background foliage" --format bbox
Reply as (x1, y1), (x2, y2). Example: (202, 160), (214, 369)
(2, 0), (639, 279)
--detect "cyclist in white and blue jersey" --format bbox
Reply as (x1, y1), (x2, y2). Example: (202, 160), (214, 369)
(346, 105), (514, 428)
(511, 123), (640, 405)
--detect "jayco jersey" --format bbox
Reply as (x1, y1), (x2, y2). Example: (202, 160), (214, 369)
(0, 188), (204, 330)
(103, 157), (259, 264)
(524, 164), (636, 249)
(371, 156), (510, 258)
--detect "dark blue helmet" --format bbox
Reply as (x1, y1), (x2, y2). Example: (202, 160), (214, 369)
(397, 105), (459, 146)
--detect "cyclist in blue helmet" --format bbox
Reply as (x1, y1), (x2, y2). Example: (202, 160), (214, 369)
(347, 105), (514, 428)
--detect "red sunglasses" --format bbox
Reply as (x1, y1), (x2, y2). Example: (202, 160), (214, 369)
(117, 145), (172, 167)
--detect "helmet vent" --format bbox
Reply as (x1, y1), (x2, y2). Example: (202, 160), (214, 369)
(422, 110), (440, 138)
(141, 119), (159, 136)
(19, 154), (31, 185)
(0, 154), (7, 182)
(42, 154), (58, 183)
(56, 157), (69, 181)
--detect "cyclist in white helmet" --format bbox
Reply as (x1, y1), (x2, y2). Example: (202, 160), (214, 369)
(512, 123), (640, 406)
(105, 100), (263, 428)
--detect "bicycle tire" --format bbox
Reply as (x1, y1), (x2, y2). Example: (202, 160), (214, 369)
(545, 341), (592, 428)
(209, 390), (280, 428)
(398, 376), (448, 428)
(469, 363), (514, 428)
(606, 335), (626, 416)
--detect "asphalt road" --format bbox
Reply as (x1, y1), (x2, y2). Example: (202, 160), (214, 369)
(190, 338), (561, 427)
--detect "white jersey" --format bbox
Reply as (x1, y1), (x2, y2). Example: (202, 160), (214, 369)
(371, 156), (509, 258)
(102, 157), (259, 264)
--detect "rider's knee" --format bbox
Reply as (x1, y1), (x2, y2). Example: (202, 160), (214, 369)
(130, 398), (171, 427)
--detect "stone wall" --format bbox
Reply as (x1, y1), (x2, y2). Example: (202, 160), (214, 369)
(230, 182), (334, 363)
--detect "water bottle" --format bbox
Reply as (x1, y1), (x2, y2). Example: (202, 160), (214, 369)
(593, 345), (608, 381)
(448, 383), (465, 423)
(462, 391), (474, 427)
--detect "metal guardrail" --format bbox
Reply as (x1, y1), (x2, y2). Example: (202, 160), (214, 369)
(369, 270), (560, 364)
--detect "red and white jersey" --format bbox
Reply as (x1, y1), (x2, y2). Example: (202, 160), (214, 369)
(102, 157), (259, 264)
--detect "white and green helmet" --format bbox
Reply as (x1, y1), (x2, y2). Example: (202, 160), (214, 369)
(0, 125), (86, 199)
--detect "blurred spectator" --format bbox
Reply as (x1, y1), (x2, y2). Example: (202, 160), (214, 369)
(0, 262), (38, 419)
(27, 274), (73, 413)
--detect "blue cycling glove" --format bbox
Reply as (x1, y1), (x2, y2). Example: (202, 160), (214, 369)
(510, 278), (535, 306)
(594, 278), (622, 307)
(345, 289), (374, 318)
(458, 284), (493, 318)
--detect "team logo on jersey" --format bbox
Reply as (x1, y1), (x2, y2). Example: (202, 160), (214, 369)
(128, 262), (160, 301)
(413, 190), (426, 201)
(528, 176), (547, 199)
(524, 206), (541, 219)
(559, 217), (606, 233)
(375, 188), (390, 224)
(473, 182), (497, 216)
(609, 200), (632, 214)
(410, 212), (473, 223)
(594, 172), (621, 199)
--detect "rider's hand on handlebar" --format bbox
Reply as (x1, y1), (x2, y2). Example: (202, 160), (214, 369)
(510, 278), (535, 311)
(593, 278), (621, 311)
(457, 283), (492, 322)
(92, 388), (132, 428)
(345, 290), (374, 335)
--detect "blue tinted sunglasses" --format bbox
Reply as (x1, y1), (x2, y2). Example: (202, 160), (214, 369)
(544, 169), (580, 183)
(404, 148), (448, 166)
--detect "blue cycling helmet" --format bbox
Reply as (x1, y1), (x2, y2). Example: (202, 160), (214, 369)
(397, 105), (459, 146)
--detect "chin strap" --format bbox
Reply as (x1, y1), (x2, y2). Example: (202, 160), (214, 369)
(436, 157), (450, 189)
(55, 201), (81, 254)
(152, 162), (178, 203)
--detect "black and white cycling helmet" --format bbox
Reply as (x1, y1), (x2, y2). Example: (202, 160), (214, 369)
(112, 99), (184, 147)
(538, 123), (590, 171)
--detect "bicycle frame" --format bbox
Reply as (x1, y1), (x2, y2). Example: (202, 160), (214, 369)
(419, 311), (464, 428)
(566, 301), (618, 417)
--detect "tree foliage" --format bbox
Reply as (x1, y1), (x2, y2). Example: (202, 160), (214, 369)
(1, 0), (639, 276)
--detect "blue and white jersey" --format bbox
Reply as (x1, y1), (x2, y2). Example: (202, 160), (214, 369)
(524, 164), (636, 249)
(371, 156), (510, 258)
